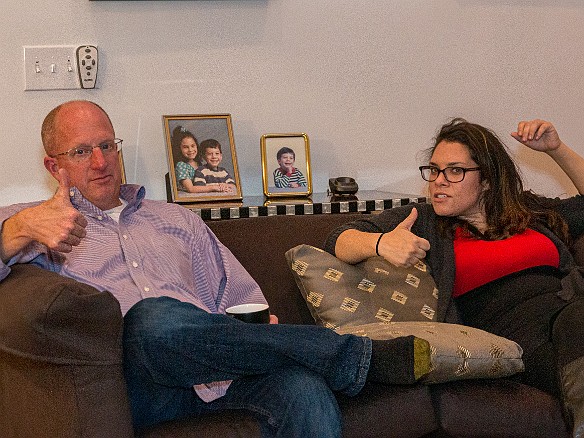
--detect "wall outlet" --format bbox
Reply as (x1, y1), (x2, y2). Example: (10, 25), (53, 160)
(23, 45), (98, 91)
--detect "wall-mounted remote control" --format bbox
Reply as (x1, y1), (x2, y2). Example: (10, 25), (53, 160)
(76, 45), (98, 89)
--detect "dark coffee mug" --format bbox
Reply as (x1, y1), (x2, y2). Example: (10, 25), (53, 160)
(226, 303), (270, 324)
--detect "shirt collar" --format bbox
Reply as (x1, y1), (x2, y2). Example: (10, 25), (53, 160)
(69, 184), (145, 218)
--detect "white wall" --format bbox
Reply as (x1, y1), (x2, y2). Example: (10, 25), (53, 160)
(2, 0), (584, 206)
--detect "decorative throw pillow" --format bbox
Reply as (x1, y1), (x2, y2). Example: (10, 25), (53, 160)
(285, 244), (439, 329)
(337, 321), (524, 383)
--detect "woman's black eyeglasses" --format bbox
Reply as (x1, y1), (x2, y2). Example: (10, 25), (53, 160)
(419, 166), (480, 183)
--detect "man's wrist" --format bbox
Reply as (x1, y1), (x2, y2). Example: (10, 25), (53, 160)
(0, 214), (32, 262)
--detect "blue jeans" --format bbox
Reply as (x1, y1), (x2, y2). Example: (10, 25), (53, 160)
(122, 297), (371, 437)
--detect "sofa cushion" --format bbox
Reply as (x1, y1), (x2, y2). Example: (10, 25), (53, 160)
(138, 384), (438, 438)
(336, 383), (437, 437)
(285, 244), (438, 329)
(337, 321), (524, 384)
(208, 213), (366, 325)
(432, 380), (570, 437)
(137, 411), (261, 438)
(0, 264), (123, 364)
(0, 264), (133, 438)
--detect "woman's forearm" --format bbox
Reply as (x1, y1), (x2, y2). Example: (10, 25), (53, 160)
(547, 142), (584, 195)
(334, 229), (380, 264)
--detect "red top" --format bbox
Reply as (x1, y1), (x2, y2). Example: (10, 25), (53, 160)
(453, 227), (559, 297)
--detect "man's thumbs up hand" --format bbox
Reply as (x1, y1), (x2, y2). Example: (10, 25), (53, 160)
(36, 169), (88, 252)
(54, 168), (73, 203)
(9, 169), (88, 254)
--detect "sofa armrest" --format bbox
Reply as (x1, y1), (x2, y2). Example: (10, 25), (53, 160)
(0, 264), (133, 438)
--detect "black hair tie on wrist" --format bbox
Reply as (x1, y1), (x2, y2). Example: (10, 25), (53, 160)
(375, 232), (386, 256)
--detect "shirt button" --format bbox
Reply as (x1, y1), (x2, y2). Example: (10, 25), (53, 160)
(144, 287), (150, 292)
(97, 215), (103, 221)
(122, 234), (128, 240)
(69, 190), (75, 197)
(132, 261), (138, 268)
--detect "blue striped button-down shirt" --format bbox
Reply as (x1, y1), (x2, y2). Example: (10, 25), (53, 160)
(0, 184), (265, 315)
(0, 184), (266, 401)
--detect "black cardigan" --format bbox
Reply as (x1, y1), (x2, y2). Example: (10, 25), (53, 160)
(324, 195), (584, 324)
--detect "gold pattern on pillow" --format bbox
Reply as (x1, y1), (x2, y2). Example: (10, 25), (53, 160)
(357, 279), (376, 293)
(291, 260), (308, 276)
(285, 244), (439, 329)
(340, 297), (360, 313)
(324, 269), (343, 282)
(337, 321), (524, 383)
(375, 308), (394, 323)
(306, 291), (324, 307)
(392, 291), (407, 305)
(421, 305), (435, 320)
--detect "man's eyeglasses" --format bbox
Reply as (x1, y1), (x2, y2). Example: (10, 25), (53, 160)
(419, 165), (480, 183)
(50, 139), (123, 162)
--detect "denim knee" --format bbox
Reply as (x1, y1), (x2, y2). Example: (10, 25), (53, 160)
(264, 366), (341, 437)
(123, 296), (202, 339)
(125, 296), (181, 325)
(123, 297), (189, 366)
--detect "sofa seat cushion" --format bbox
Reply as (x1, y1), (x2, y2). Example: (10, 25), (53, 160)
(337, 383), (437, 437)
(137, 410), (261, 438)
(431, 380), (570, 437)
(138, 384), (437, 438)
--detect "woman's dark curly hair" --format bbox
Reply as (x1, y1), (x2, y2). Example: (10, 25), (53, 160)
(425, 118), (568, 243)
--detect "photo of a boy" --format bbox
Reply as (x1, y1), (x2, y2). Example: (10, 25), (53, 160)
(273, 147), (307, 188)
(193, 139), (237, 193)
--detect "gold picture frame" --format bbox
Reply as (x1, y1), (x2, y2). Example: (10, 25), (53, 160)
(260, 133), (312, 198)
(119, 150), (126, 184)
(163, 114), (243, 203)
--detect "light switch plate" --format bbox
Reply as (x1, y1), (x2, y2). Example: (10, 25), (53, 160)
(24, 45), (88, 91)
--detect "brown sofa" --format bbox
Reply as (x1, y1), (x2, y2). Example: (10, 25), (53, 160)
(0, 212), (577, 438)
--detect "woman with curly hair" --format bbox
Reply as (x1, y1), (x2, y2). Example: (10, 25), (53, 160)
(327, 118), (584, 437)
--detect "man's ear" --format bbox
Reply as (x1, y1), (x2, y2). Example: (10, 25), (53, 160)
(44, 156), (59, 177)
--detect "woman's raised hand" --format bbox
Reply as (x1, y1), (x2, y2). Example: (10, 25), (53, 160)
(511, 119), (562, 153)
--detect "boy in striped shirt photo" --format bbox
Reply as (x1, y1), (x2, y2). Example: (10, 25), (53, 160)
(193, 138), (237, 193)
(273, 147), (307, 189)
